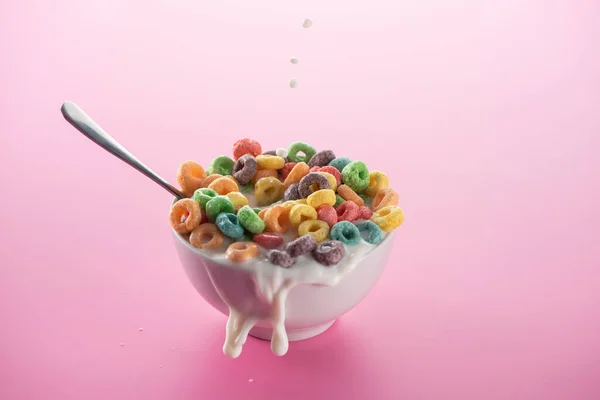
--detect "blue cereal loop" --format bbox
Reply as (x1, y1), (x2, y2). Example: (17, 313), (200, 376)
(215, 213), (244, 239)
(329, 221), (361, 245)
(356, 221), (383, 244)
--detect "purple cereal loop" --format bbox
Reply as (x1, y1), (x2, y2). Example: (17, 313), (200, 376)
(283, 183), (301, 201)
(298, 172), (331, 198)
(285, 235), (317, 258)
(308, 150), (336, 168)
(312, 240), (345, 266)
(268, 249), (296, 268)
(232, 154), (257, 185)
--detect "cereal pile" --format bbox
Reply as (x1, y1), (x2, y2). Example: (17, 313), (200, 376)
(169, 139), (404, 267)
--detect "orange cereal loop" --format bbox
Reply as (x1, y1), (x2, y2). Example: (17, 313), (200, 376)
(201, 174), (223, 188)
(371, 187), (399, 211)
(177, 161), (206, 197)
(364, 171), (389, 197)
(189, 223), (224, 249)
(264, 205), (290, 233)
(226, 242), (259, 262)
(283, 162), (310, 189)
(337, 184), (365, 207)
(224, 175), (239, 184)
(169, 199), (202, 233)
(258, 208), (269, 220)
(208, 176), (239, 195)
(251, 168), (278, 184)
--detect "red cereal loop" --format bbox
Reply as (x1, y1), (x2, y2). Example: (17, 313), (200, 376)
(253, 233), (284, 249)
(200, 209), (209, 224)
(358, 206), (373, 220)
(280, 162), (297, 180)
(309, 166), (320, 173)
(336, 201), (359, 222)
(318, 166), (342, 186)
(317, 205), (337, 228)
(233, 138), (262, 160)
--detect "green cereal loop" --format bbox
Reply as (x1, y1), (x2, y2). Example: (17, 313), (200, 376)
(207, 155), (234, 176)
(334, 194), (345, 208)
(287, 142), (317, 163)
(356, 220), (383, 244)
(237, 205), (265, 233)
(328, 157), (352, 172)
(205, 196), (235, 222)
(359, 194), (372, 206)
(240, 183), (254, 193)
(192, 188), (218, 210)
(330, 221), (361, 245)
(342, 161), (370, 193)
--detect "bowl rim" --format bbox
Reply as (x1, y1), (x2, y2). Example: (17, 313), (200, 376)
(170, 197), (395, 270)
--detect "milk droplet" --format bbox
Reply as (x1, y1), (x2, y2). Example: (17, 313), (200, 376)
(159, 365), (163, 368)
(120, 343), (124, 347)
(138, 328), (143, 332)
(303, 18), (313, 28)
(289, 79), (298, 88)
(248, 379), (254, 383)
(290, 57), (298, 64)
(275, 148), (288, 158)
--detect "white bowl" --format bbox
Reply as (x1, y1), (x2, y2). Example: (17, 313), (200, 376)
(173, 227), (395, 343)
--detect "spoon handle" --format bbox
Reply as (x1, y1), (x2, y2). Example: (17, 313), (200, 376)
(61, 101), (185, 199)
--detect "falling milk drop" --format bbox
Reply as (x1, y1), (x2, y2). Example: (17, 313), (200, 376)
(290, 57), (298, 64)
(303, 18), (313, 28)
(289, 79), (298, 88)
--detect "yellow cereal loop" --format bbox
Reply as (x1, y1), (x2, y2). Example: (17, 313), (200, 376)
(289, 204), (318, 230)
(256, 155), (285, 170)
(316, 171), (338, 192)
(255, 177), (284, 206)
(298, 219), (330, 242)
(364, 171), (389, 197)
(224, 175), (238, 183)
(225, 192), (249, 210)
(306, 189), (336, 209)
(371, 206), (405, 232)
(281, 200), (297, 211)
(294, 199), (307, 205)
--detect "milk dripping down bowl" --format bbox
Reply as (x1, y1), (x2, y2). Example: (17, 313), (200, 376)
(172, 216), (395, 351)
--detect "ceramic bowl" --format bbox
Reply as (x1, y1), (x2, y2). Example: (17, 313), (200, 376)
(172, 226), (394, 341)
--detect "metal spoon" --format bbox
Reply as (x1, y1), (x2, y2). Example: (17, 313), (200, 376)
(60, 101), (185, 199)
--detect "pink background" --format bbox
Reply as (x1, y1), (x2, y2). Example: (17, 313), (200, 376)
(1, 0), (599, 399)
